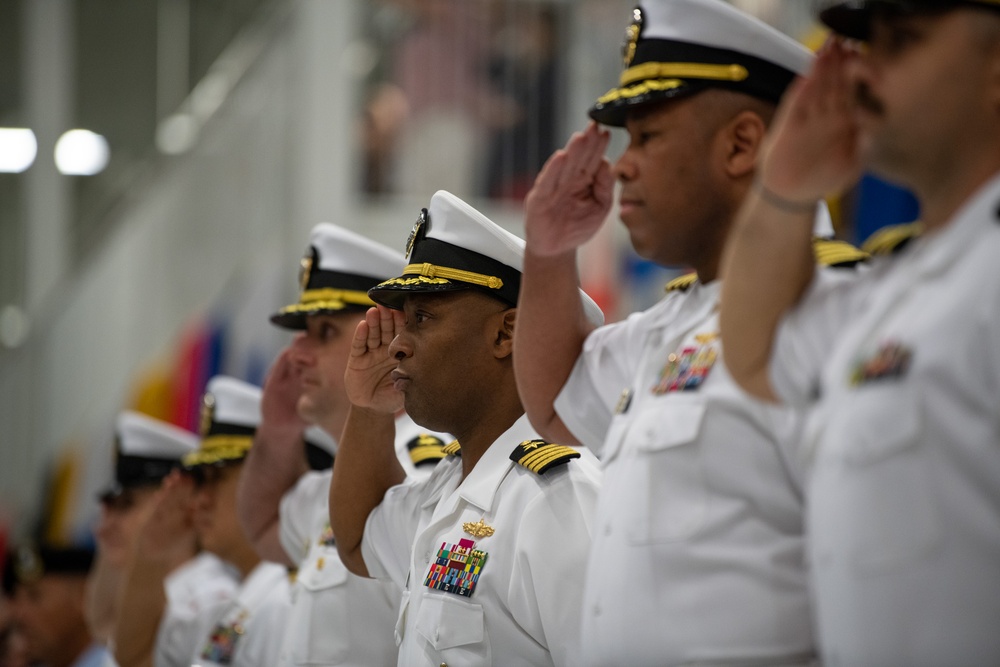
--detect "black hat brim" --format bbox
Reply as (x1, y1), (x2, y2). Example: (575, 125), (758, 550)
(589, 80), (714, 127)
(368, 280), (472, 311)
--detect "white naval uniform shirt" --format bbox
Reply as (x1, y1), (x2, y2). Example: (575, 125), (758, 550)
(361, 414), (601, 667)
(155, 553), (239, 667)
(277, 415), (446, 667)
(771, 173), (1000, 667)
(190, 561), (292, 667)
(555, 280), (817, 666)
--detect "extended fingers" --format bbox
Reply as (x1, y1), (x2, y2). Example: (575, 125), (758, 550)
(351, 315), (372, 357)
(378, 305), (396, 347)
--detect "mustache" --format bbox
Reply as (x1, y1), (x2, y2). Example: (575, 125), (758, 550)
(855, 83), (884, 115)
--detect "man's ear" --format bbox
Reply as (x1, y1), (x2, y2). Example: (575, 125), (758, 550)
(722, 109), (767, 179)
(493, 308), (517, 359)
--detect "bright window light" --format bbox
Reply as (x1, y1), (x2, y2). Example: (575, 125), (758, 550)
(0, 128), (38, 173)
(54, 129), (110, 176)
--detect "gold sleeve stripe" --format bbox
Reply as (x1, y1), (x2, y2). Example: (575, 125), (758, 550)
(620, 61), (749, 87)
(402, 263), (504, 290)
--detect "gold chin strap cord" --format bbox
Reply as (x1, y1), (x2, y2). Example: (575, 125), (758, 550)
(403, 263), (504, 290)
(620, 61), (749, 86)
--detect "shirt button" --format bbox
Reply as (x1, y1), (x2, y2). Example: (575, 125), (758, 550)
(592, 604), (601, 617)
(317, 557), (325, 570)
(603, 523), (613, 536)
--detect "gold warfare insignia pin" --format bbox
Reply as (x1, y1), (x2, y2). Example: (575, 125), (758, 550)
(298, 250), (314, 292)
(199, 392), (216, 438)
(463, 518), (495, 539)
(405, 208), (429, 259)
(623, 6), (643, 68)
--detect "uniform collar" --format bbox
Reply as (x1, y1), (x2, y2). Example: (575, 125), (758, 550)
(452, 414), (538, 513)
(903, 170), (1000, 280)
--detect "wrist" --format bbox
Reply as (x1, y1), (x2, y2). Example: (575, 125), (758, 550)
(751, 178), (818, 214)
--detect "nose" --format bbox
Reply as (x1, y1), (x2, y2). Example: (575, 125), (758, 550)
(388, 331), (411, 361)
(612, 148), (635, 183)
(288, 332), (314, 369)
(193, 485), (214, 513)
(95, 507), (116, 542)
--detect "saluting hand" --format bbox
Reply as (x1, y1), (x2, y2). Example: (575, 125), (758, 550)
(135, 471), (198, 568)
(757, 38), (865, 205)
(345, 305), (405, 414)
(524, 122), (615, 257)
(258, 344), (309, 439)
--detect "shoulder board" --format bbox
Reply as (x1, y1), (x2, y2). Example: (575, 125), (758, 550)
(441, 440), (462, 457)
(664, 273), (698, 293)
(406, 433), (448, 467)
(811, 237), (869, 268)
(510, 439), (580, 474)
(860, 222), (923, 256)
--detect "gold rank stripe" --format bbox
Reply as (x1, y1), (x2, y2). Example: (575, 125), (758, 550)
(620, 61), (749, 87)
(442, 440), (462, 456)
(515, 444), (581, 475)
(664, 272), (698, 293)
(860, 222), (923, 256)
(812, 238), (869, 267)
(409, 444), (447, 464)
(402, 263), (504, 290)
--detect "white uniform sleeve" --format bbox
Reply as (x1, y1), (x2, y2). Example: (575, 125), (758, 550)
(507, 464), (601, 667)
(279, 471), (331, 565)
(770, 267), (869, 407)
(361, 472), (443, 588)
(554, 314), (648, 454)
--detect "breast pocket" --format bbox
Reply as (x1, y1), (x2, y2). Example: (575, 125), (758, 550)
(415, 594), (489, 664)
(828, 383), (942, 574)
(293, 546), (351, 663)
(626, 396), (709, 544)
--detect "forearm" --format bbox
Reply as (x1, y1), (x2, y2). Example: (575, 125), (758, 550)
(329, 406), (405, 577)
(112, 556), (174, 667)
(719, 186), (817, 400)
(514, 249), (594, 444)
(236, 426), (308, 565)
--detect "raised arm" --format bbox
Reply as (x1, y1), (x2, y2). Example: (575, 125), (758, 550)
(720, 39), (864, 400)
(114, 472), (198, 667)
(516, 123), (615, 444)
(329, 306), (407, 577)
(236, 346), (309, 566)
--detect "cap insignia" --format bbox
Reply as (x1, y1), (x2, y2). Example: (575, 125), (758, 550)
(199, 392), (216, 438)
(622, 6), (643, 68)
(299, 250), (314, 292)
(405, 208), (429, 260)
(463, 518), (495, 539)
